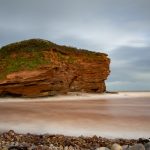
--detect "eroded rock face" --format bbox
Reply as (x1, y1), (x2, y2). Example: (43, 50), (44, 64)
(0, 39), (110, 97)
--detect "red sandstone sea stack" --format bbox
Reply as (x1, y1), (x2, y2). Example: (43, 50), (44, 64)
(0, 39), (110, 97)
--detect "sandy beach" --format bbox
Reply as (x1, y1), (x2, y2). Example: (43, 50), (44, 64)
(0, 92), (150, 139)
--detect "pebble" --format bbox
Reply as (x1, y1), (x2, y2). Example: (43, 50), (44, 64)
(111, 143), (122, 150)
(59, 145), (64, 150)
(1, 147), (8, 150)
(28, 144), (35, 150)
(64, 146), (69, 150)
(122, 145), (131, 150)
(68, 146), (74, 150)
(96, 147), (110, 150)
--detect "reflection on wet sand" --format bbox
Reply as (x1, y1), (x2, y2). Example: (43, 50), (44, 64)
(0, 93), (150, 138)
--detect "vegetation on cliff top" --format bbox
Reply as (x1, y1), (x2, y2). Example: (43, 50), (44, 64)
(0, 39), (107, 80)
(0, 39), (57, 56)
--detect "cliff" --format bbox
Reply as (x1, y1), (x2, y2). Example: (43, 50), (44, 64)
(0, 39), (110, 97)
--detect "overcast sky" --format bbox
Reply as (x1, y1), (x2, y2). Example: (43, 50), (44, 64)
(0, 0), (150, 91)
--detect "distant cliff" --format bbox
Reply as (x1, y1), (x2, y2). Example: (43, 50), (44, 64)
(0, 39), (110, 97)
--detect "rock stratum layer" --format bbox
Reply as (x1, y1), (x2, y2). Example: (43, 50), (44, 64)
(0, 39), (110, 97)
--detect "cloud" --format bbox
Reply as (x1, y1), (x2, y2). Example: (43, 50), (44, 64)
(0, 0), (150, 91)
(1, 0), (150, 48)
(106, 46), (150, 91)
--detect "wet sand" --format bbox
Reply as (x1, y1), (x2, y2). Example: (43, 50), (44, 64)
(0, 92), (150, 139)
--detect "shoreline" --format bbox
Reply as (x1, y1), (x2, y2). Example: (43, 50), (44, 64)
(1, 130), (150, 150)
(0, 130), (140, 150)
(0, 92), (150, 103)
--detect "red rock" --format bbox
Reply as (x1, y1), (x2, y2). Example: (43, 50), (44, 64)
(0, 39), (110, 97)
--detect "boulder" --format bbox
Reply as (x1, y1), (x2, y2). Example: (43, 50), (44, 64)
(145, 142), (150, 150)
(129, 144), (145, 150)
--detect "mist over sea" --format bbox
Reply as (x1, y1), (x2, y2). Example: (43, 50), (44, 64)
(0, 92), (150, 139)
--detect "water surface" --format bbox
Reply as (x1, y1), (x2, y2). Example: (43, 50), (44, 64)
(0, 92), (150, 138)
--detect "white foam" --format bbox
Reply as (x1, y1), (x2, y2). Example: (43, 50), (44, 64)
(0, 120), (149, 139)
(0, 92), (150, 103)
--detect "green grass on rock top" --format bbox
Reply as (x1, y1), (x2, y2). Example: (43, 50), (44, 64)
(0, 38), (107, 80)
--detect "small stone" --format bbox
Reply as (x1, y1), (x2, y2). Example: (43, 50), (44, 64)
(14, 142), (19, 147)
(59, 145), (64, 150)
(111, 143), (122, 150)
(96, 147), (110, 150)
(1, 147), (8, 150)
(64, 146), (69, 150)
(8, 130), (15, 137)
(10, 142), (15, 147)
(28, 145), (36, 150)
(37, 145), (43, 150)
(68, 146), (74, 150)
(50, 144), (54, 147)
(144, 142), (150, 150)
(122, 145), (131, 150)
(41, 145), (49, 150)
(129, 144), (145, 150)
